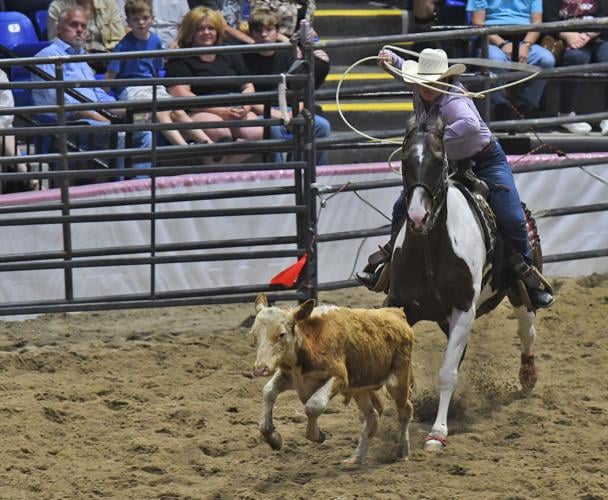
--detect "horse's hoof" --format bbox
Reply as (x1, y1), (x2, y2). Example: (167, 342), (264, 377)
(519, 352), (538, 392)
(261, 430), (283, 450)
(423, 433), (447, 452)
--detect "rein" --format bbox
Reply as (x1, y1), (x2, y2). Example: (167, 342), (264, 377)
(403, 134), (449, 234)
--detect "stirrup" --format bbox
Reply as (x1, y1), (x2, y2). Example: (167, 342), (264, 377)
(366, 243), (392, 269)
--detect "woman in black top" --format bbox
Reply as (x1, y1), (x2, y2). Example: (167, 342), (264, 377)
(166, 7), (263, 142)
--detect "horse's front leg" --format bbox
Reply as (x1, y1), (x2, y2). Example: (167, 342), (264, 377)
(424, 306), (476, 452)
(513, 305), (538, 391)
(260, 370), (292, 450)
(304, 376), (338, 443)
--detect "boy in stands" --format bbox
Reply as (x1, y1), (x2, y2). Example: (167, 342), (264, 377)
(105, 0), (212, 146)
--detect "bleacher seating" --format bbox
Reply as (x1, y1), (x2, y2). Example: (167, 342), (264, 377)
(35, 10), (48, 41)
(0, 11), (39, 49)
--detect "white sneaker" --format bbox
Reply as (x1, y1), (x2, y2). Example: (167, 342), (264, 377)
(560, 112), (592, 134)
(600, 119), (608, 136)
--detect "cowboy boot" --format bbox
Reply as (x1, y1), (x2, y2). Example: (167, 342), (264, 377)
(508, 253), (555, 309)
(356, 242), (393, 291)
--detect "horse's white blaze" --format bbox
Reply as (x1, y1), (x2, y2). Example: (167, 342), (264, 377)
(407, 187), (430, 229)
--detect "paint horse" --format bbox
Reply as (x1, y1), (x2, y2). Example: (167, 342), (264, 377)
(386, 116), (541, 452)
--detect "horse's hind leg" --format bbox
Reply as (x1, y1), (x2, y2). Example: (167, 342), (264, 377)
(512, 304), (538, 391)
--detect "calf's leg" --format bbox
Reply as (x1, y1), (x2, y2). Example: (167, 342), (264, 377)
(344, 391), (378, 465)
(304, 376), (337, 443)
(260, 370), (292, 450)
(386, 373), (413, 460)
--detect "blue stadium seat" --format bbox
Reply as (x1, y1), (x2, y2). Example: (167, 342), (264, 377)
(35, 10), (48, 41)
(0, 11), (39, 49)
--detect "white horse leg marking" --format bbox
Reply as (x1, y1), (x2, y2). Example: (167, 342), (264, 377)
(513, 305), (538, 391)
(304, 376), (336, 443)
(513, 305), (536, 355)
(259, 370), (292, 450)
(425, 306), (476, 452)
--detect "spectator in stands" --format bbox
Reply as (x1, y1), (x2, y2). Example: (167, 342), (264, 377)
(543, 0), (608, 135)
(114, 0), (191, 48)
(32, 7), (152, 180)
(408, 0), (471, 58)
(47, 0), (125, 53)
(467, 0), (555, 120)
(105, 0), (213, 146)
(188, 0), (256, 44)
(0, 68), (39, 192)
(243, 8), (330, 164)
(250, 0), (315, 40)
(165, 7), (263, 145)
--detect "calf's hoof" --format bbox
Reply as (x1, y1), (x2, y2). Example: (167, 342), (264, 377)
(306, 429), (326, 444)
(423, 432), (447, 452)
(342, 455), (363, 466)
(261, 430), (283, 450)
(394, 445), (410, 460)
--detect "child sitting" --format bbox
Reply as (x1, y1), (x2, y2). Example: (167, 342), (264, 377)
(105, 0), (212, 146)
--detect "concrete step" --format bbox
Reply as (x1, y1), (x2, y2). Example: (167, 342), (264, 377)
(320, 38), (413, 69)
(315, 8), (407, 38)
(318, 98), (413, 132)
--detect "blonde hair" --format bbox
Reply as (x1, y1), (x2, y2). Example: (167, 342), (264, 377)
(176, 7), (225, 48)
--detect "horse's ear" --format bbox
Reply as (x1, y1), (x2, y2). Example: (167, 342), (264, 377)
(403, 115), (417, 148)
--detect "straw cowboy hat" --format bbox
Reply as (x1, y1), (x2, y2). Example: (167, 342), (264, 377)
(401, 48), (466, 82)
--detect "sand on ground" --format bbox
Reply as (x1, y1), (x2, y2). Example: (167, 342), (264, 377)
(0, 275), (606, 499)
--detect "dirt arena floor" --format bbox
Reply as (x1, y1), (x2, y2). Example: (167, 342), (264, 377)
(0, 275), (606, 499)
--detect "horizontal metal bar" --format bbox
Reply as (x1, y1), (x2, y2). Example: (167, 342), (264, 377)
(0, 205), (308, 227)
(543, 248), (608, 263)
(0, 235), (299, 264)
(535, 203), (608, 218)
(0, 249), (306, 272)
(0, 289), (307, 316)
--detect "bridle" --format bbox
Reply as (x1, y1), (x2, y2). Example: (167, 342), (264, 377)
(402, 128), (449, 234)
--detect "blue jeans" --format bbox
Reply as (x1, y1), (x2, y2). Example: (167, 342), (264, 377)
(269, 114), (331, 165)
(77, 120), (151, 182)
(487, 44), (555, 109)
(392, 141), (531, 263)
(559, 40), (608, 113)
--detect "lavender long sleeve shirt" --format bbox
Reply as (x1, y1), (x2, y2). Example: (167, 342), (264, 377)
(414, 84), (492, 160)
(389, 53), (492, 160)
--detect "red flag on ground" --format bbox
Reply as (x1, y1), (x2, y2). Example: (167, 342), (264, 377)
(270, 253), (308, 287)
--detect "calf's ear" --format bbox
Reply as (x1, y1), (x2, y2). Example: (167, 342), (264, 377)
(255, 293), (269, 312)
(293, 299), (315, 322)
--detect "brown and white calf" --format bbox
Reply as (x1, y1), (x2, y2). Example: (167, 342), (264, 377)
(251, 293), (414, 464)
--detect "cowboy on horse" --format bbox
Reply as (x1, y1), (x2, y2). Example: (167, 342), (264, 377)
(356, 48), (554, 310)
